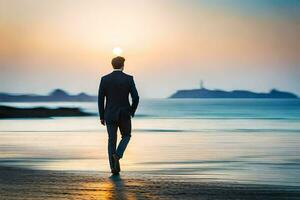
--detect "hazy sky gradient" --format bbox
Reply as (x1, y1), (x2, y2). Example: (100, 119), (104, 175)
(1, 0), (300, 97)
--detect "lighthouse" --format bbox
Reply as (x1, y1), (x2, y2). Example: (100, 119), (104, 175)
(200, 80), (204, 89)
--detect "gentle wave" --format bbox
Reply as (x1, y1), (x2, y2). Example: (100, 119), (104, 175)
(133, 115), (299, 120)
(1, 128), (299, 133)
(138, 160), (300, 167)
(136, 128), (300, 133)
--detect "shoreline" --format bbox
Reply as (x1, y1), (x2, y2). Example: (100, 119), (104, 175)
(1, 166), (299, 200)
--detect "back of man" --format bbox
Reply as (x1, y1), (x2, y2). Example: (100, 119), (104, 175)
(98, 56), (139, 175)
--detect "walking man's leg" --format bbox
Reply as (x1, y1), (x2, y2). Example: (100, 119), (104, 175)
(106, 123), (118, 172)
(116, 119), (131, 159)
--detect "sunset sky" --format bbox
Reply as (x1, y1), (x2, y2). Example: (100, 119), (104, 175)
(1, 0), (300, 97)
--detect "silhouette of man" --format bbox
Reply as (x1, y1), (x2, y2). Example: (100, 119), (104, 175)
(98, 56), (139, 175)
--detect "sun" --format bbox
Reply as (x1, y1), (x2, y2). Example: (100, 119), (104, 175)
(112, 47), (123, 56)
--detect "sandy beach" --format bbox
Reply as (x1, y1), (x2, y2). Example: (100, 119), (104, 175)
(0, 166), (299, 200)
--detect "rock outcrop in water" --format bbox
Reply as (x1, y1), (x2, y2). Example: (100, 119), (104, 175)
(0, 106), (94, 119)
(170, 88), (298, 99)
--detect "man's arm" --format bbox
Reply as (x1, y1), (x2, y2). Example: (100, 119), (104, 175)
(129, 76), (139, 117)
(98, 77), (105, 125)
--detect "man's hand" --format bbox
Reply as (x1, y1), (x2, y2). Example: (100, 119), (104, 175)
(100, 119), (106, 126)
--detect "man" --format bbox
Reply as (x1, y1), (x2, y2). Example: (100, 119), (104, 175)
(98, 56), (139, 175)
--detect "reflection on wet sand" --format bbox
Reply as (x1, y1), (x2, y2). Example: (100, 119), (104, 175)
(79, 174), (139, 200)
(78, 174), (148, 200)
(108, 174), (137, 200)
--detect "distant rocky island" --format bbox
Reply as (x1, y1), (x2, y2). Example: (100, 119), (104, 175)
(1, 86), (298, 102)
(170, 86), (298, 99)
(0, 106), (94, 119)
(0, 89), (97, 102)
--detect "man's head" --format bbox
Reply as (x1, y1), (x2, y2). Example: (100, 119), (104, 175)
(111, 56), (125, 70)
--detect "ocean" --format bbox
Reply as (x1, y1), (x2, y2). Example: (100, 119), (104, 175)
(0, 99), (300, 186)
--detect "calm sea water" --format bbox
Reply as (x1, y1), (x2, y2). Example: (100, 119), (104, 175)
(0, 99), (300, 186)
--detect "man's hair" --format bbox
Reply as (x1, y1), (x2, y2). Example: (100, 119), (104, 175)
(111, 56), (125, 69)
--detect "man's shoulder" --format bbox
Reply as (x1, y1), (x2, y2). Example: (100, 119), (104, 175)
(101, 72), (113, 80)
(122, 72), (133, 79)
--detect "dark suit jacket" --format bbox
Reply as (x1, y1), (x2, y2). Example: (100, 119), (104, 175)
(98, 71), (139, 123)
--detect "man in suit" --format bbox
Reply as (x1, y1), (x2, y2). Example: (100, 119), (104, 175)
(98, 56), (139, 175)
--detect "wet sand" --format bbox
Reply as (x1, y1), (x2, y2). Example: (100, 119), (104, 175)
(0, 166), (299, 200)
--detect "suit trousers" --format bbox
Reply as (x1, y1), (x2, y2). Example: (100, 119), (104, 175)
(106, 119), (131, 170)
